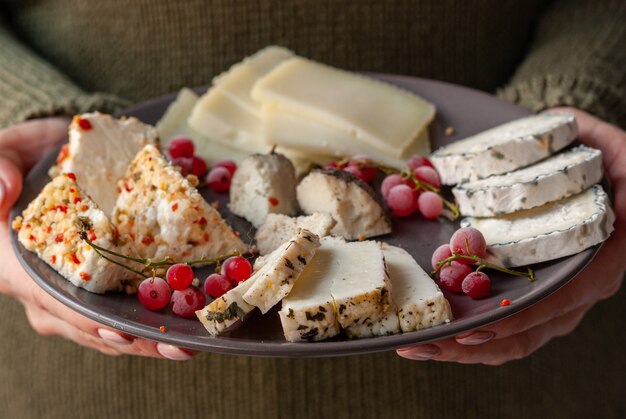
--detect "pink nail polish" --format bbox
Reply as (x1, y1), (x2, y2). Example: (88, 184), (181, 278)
(97, 328), (134, 345)
(456, 330), (495, 345)
(397, 344), (441, 360)
(157, 343), (194, 361)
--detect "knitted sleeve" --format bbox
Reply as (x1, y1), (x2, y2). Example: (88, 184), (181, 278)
(0, 15), (129, 129)
(499, 0), (626, 127)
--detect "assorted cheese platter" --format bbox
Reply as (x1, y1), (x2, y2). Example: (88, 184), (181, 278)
(9, 48), (615, 357)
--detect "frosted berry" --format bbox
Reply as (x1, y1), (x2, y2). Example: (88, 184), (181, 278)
(431, 244), (453, 271)
(344, 165), (367, 183)
(406, 155), (434, 170)
(413, 166), (441, 189)
(462, 272), (491, 299)
(439, 262), (473, 293)
(207, 166), (232, 192)
(215, 159), (238, 176)
(381, 174), (407, 199)
(449, 227), (488, 263)
(204, 273), (233, 298)
(171, 286), (206, 318)
(386, 184), (417, 217)
(417, 191), (443, 219)
(168, 136), (195, 159)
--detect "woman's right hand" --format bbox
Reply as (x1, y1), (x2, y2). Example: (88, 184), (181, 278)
(0, 117), (195, 360)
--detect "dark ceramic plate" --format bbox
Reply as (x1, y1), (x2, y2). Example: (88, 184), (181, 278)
(10, 75), (601, 357)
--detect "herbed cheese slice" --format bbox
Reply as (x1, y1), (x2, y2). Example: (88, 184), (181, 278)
(278, 236), (344, 342)
(453, 145), (603, 216)
(380, 244), (452, 332)
(297, 169), (391, 240)
(242, 229), (321, 314)
(229, 152), (299, 228)
(430, 113), (578, 185)
(328, 240), (400, 338)
(252, 57), (435, 158)
(461, 185), (615, 267)
(255, 212), (336, 255)
(112, 145), (247, 263)
(12, 174), (139, 294)
(56, 113), (159, 216)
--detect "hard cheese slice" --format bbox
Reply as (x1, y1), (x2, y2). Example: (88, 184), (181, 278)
(252, 56), (435, 158)
(255, 212), (336, 255)
(453, 145), (603, 216)
(381, 244), (452, 332)
(461, 185), (615, 267)
(56, 113), (159, 216)
(112, 145), (247, 262)
(430, 113), (578, 185)
(12, 174), (139, 294)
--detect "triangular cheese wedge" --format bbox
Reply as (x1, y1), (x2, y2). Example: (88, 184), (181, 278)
(112, 145), (248, 262)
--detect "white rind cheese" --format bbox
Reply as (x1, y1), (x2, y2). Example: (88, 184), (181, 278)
(57, 113), (159, 216)
(255, 212), (336, 255)
(430, 113), (578, 185)
(229, 152), (299, 228)
(328, 239), (400, 338)
(13, 174), (140, 294)
(461, 185), (615, 267)
(453, 145), (603, 216)
(242, 229), (321, 314)
(380, 244), (453, 332)
(297, 169), (391, 240)
(278, 237), (342, 342)
(252, 56), (434, 158)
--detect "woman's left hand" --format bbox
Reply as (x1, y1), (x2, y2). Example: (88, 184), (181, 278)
(397, 108), (626, 365)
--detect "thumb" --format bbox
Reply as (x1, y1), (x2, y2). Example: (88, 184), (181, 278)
(0, 154), (24, 218)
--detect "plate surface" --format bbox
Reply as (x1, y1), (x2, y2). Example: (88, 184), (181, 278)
(10, 75), (599, 357)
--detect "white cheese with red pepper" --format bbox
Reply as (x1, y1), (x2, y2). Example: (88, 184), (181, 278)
(453, 145), (603, 216)
(430, 113), (578, 185)
(12, 174), (140, 293)
(461, 185), (615, 267)
(296, 169), (391, 240)
(381, 244), (453, 332)
(112, 145), (247, 263)
(56, 113), (159, 216)
(255, 212), (336, 255)
(229, 152), (299, 228)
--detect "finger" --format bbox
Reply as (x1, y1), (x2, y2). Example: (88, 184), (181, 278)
(397, 303), (592, 365)
(0, 154), (24, 217)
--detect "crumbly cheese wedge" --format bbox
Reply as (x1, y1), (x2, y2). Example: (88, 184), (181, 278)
(242, 229), (321, 314)
(453, 145), (603, 216)
(229, 152), (299, 228)
(430, 113), (578, 185)
(262, 104), (430, 168)
(56, 113), (159, 216)
(380, 244), (452, 332)
(297, 169), (391, 240)
(328, 240), (400, 338)
(156, 88), (249, 165)
(461, 185), (615, 267)
(12, 174), (139, 293)
(278, 237), (344, 342)
(255, 212), (336, 255)
(112, 145), (247, 262)
(252, 57), (434, 158)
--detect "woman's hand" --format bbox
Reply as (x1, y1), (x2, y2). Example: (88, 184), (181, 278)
(398, 108), (626, 365)
(0, 117), (195, 360)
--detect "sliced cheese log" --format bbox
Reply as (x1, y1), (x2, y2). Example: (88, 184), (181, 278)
(12, 174), (140, 293)
(112, 145), (247, 263)
(242, 229), (321, 314)
(156, 88), (249, 165)
(380, 244), (453, 332)
(252, 57), (434, 158)
(56, 113), (159, 215)
(430, 113), (578, 185)
(255, 212), (336, 255)
(279, 237), (344, 342)
(262, 104), (429, 169)
(229, 152), (299, 228)
(461, 185), (615, 267)
(453, 145), (603, 216)
(297, 169), (391, 240)
(328, 239), (400, 338)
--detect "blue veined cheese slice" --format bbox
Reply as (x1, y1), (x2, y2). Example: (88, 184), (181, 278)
(453, 145), (604, 216)
(380, 244), (453, 332)
(252, 57), (435, 158)
(430, 113), (578, 185)
(278, 236), (344, 342)
(461, 185), (615, 267)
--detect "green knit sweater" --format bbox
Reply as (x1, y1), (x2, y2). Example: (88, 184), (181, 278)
(0, 1), (625, 418)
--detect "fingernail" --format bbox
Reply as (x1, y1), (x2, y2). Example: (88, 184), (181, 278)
(0, 179), (5, 209)
(157, 343), (194, 361)
(97, 328), (134, 345)
(397, 344), (440, 360)
(456, 330), (495, 345)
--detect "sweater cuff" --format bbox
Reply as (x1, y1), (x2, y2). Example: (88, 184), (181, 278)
(498, 74), (625, 128)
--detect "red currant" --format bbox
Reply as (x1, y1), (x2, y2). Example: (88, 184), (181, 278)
(171, 286), (206, 318)
(462, 271), (491, 299)
(406, 155), (434, 170)
(171, 156), (193, 176)
(450, 227), (488, 263)
(191, 156), (208, 177)
(206, 166), (232, 192)
(386, 184), (417, 217)
(215, 159), (238, 176)
(439, 262), (473, 293)
(204, 273), (233, 298)
(168, 136), (195, 159)
(137, 277), (171, 311)
(431, 244), (453, 271)
(221, 256), (252, 283)
(166, 264), (195, 291)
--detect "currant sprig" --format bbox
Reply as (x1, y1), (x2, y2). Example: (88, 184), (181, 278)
(431, 252), (536, 282)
